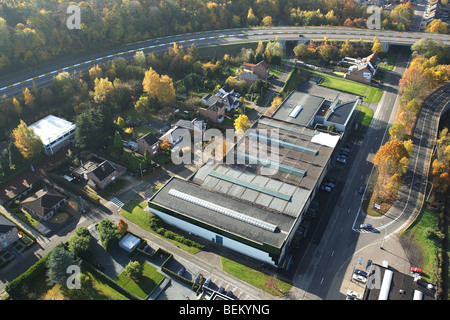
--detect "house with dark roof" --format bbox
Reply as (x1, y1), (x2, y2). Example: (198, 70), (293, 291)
(0, 215), (19, 250)
(137, 132), (160, 157)
(73, 156), (126, 190)
(200, 85), (240, 123)
(21, 188), (66, 221)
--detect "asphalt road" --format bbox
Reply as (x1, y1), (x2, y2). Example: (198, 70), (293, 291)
(1, 26), (450, 98)
(288, 46), (450, 300)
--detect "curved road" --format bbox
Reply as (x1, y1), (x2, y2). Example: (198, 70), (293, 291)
(1, 26), (450, 97)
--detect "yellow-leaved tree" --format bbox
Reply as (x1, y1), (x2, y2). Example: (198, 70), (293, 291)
(12, 120), (43, 160)
(142, 67), (176, 106)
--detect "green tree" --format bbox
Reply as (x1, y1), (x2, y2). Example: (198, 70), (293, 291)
(97, 219), (122, 251)
(46, 245), (81, 286)
(8, 142), (24, 170)
(125, 261), (142, 280)
(68, 227), (92, 259)
(114, 131), (123, 154)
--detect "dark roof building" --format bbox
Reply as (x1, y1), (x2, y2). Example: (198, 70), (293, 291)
(22, 188), (67, 221)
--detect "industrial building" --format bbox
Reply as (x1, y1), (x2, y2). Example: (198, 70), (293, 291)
(148, 111), (342, 267)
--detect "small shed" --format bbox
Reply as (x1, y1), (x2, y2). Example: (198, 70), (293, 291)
(119, 233), (141, 252)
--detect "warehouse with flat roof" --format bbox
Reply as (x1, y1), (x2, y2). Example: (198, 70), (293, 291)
(148, 115), (341, 267)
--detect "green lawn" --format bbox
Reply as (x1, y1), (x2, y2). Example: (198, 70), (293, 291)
(115, 260), (164, 299)
(356, 105), (374, 126)
(400, 209), (441, 283)
(299, 66), (383, 103)
(220, 256), (292, 297)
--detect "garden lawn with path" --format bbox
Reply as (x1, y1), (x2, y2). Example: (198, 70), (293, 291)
(115, 260), (164, 299)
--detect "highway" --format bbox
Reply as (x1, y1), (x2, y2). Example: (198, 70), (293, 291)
(1, 26), (450, 98)
(1, 24), (449, 301)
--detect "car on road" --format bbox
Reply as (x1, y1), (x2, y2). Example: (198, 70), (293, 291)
(298, 34), (304, 37)
(321, 185), (332, 192)
(360, 224), (372, 229)
(352, 274), (367, 283)
(346, 290), (362, 300)
(354, 269), (368, 278)
(411, 267), (422, 274)
(359, 186), (365, 194)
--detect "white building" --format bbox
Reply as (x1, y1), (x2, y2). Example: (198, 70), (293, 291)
(29, 115), (76, 155)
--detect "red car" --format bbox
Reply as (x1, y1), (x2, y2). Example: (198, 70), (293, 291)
(411, 267), (422, 274)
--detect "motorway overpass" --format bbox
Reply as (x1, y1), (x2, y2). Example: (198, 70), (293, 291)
(1, 26), (449, 97)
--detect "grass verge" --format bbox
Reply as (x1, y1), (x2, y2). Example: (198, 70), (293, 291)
(400, 208), (441, 283)
(220, 256), (291, 297)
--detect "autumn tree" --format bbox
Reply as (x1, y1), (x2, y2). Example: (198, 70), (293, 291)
(372, 37), (384, 54)
(389, 122), (407, 141)
(425, 19), (448, 34)
(234, 114), (251, 134)
(12, 97), (21, 115)
(117, 219), (128, 235)
(142, 68), (176, 106)
(12, 120), (43, 160)
(373, 139), (410, 176)
(92, 77), (114, 103)
(22, 87), (35, 108)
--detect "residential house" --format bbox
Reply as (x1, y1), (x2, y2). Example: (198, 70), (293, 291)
(199, 102), (226, 123)
(73, 156), (126, 190)
(21, 188), (67, 221)
(242, 60), (270, 80)
(344, 53), (380, 84)
(137, 132), (160, 157)
(0, 215), (19, 250)
(159, 119), (206, 148)
(235, 71), (259, 88)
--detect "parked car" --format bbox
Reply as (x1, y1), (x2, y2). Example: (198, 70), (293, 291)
(411, 267), (422, 274)
(321, 185), (332, 192)
(178, 266), (186, 276)
(298, 34), (304, 37)
(360, 224), (372, 229)
(194, 273), (203, 284)
(337, 156), (347, 164)
(354, 269), (368, 278)
(325, 176), (336, 184)
(340, 150), (349, 157)
(366, 260), (373, 272)
(203, 277), (211, 287)
(218, 287), (225, 294)
(323, 181), (335, 188)
(352, 274), (367, 283)
(346, 290), (362, 300)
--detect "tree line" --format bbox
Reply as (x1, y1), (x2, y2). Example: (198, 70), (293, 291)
(1, 0), (442, 77)
(371, 39), (450, 204)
